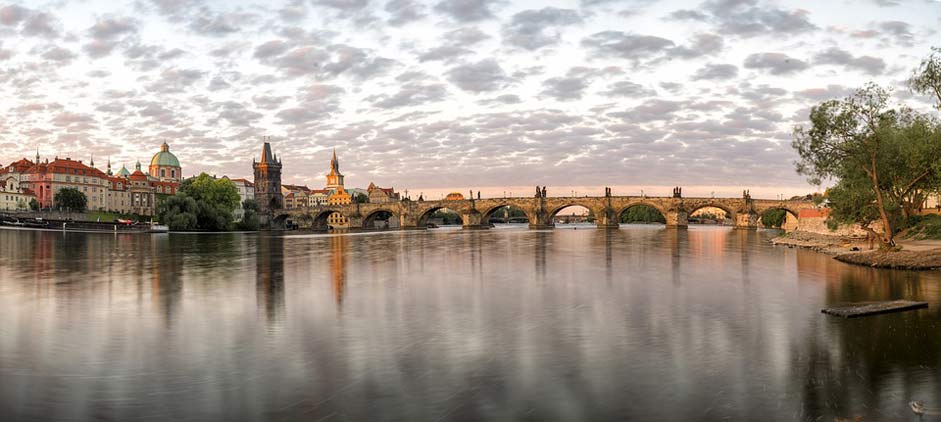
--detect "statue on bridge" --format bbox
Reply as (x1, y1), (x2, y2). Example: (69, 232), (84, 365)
(673, 186), (682, 198)
(418, 194), (424, 202)
(605, 187), (611, 197)
(542, 186), (547, 198)
(743, 189), (751, 201)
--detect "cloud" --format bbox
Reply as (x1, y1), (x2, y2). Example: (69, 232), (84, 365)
(253, 40), (290, 59)
(0, 4), (30, 26)
(446, 59), (513, 92)
(813, 47), (885, 75)
(743, 52), (808, 75)
(692, 63), (739, 80)
(41, 46), (76, 63)
(600, 80), (656, 97)
(370, 82), (449, 108)
(541, 76), (589, 101)
(385, 0), (426, 25)
(434, 0), (495, 22)
(88, 16), (137, 40)
(581, 31), (675, 62)
(188, 10), (254, 36)
(502, 7), (582, 51)
(675, 0), (817, 38)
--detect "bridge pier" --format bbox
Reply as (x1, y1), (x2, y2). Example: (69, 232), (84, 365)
(665, 210), (688, 228)
(734, 212), (759, 230)
(461, 211), (489, 230)
(595, 206), (619, 229)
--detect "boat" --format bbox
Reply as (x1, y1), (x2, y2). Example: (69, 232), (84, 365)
(149, 224), (169, 233)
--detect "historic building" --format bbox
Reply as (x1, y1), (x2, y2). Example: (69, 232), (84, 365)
(2, 143), (180, 216)
(148, 142), (182, 182)
(327, 186), (352, 228)
(367, 182), (399, 203)
(253, 141), (283, 216)
(325, 149), (344, 191)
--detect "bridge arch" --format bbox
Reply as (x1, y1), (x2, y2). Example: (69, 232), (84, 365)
(618, 202), (667, 224)
(482, 204), (532, 225)
(686, 202), (736, 222)
(756, 206), (800, 230)
(416, 205), (464, 227)
(362, 209), (398, 229)
(548, 203), (598, 225)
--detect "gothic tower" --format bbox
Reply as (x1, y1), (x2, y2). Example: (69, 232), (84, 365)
(325, 148), (344, 190)
(253, 141), (283, 216)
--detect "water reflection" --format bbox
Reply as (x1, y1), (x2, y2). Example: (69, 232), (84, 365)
(0, 227), (940, 421)
(256, 234), (284, 326)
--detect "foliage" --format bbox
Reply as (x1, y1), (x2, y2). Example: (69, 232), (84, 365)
(237, 199), (260, 231)
(909, 46), (941, 110)
(353, 192), (369, 204)
(179, 174), (240, 213)
(158, 173), (240, 231)
(159, 195), (199, 231)
(620, 205), (665, 224)
(29, 198), (39, 210)
(16, 200), (26, 210)
(901, 214), (941, 240)
(54, 187), (87, 212)
(431, 209), (462, 225)
(793, 58), (941, 247)
(761, 209), (787, 228)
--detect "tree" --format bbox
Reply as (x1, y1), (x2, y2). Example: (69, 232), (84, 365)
(353, 192), (369, 203)
(54, 187), (87, 212)
(158, 173), (241, 231)
(793, 78), (941, 247)
(237, 199), (260, 231)
(28, 198), (39, 210)
(621, 205), (666, 223)
(761, 209), (787, 228)
(159, 195), (198, 231)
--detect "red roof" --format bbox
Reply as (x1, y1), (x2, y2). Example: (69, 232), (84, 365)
(130, 170), (149, 181)
(25, 158), (108, 179)
(4, 158), (34, 173)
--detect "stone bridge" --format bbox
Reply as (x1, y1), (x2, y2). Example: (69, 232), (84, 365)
(270, 195), (816, 231)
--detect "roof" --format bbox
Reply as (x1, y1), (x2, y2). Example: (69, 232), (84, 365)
(130, 170), (149, 181)
(229, 178), (254, 186)
(117, 165), (131, 177)
(25, 158), (108, 179)
(150, 142), (180, 168)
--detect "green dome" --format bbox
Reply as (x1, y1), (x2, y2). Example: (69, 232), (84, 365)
(150, 142), (180, 167)
(118, 165), (130, 177)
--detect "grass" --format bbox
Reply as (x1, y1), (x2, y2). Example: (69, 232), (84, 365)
(901, 214), (941, 240)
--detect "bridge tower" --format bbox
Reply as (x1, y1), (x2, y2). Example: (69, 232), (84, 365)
(253, 141), (283, 220)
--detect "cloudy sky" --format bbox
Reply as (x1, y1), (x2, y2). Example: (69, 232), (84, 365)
(0, 0), (939, 199)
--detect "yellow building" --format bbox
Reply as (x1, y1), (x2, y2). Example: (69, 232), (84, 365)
(327, 186), (351, 227)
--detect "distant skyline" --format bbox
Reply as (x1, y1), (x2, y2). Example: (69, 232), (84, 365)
(1, 0), (939, 198)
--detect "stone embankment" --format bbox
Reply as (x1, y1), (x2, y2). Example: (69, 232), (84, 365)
(772, 230), (941, 270)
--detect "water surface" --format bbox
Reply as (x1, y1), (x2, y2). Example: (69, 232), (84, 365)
(1, 225), (940, 421)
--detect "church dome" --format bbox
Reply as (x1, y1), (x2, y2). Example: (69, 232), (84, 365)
(117, 165), (131, 177)
(150, 142), (180, 168)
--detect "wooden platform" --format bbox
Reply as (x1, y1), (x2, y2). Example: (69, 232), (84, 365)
(822, 300), (928, 318)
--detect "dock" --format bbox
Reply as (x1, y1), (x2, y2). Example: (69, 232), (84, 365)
(822, 300), (928, 318)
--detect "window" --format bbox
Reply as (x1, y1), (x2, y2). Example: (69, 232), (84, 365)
(161, 169), (165, 178)
(171, 170), (175, 178)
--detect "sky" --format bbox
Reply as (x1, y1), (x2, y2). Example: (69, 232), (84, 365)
(0, 0), (939, 200)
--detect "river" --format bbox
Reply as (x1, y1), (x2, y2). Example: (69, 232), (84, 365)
(0, 225), (939, 421)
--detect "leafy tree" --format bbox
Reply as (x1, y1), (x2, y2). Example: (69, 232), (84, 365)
(54, 187), (87, 212)
(761, 209), (787, 228)
(158, 173), (240, 231)
(29, 198), (39, 210)
(237, 199), (260, 231)
(159, 195), (198, 231)
(793, 77), (941, 247)
(431, 209), (462, 225)
(621, 205), (666, 223)
(353, 192), (369, 203)
(179, 174), (240, 213)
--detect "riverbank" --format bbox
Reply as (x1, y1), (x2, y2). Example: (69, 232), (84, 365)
(772, 231), (941, 270)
